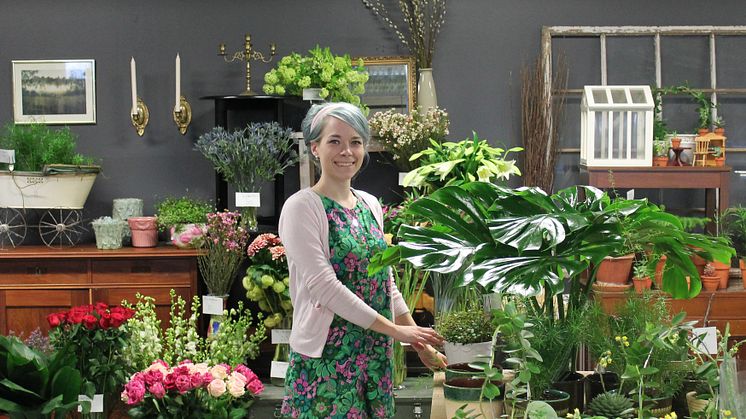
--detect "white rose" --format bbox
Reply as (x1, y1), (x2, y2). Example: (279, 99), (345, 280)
(210, 365), (229, 380)
(227, 375), (246, 397)
(207, 378), (226, 397)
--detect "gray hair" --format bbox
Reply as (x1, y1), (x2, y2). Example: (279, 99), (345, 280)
(301, 102), (370, 147)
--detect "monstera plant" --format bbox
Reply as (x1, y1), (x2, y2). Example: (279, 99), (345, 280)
(370, 183), (733, 307)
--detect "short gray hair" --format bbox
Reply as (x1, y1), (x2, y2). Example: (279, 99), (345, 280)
(301, 102), (370, 147)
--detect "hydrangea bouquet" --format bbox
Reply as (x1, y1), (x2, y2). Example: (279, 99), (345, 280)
(243, 233), (292, 329)
(369, 107), (449, 172)
(123, 360), (264, 418)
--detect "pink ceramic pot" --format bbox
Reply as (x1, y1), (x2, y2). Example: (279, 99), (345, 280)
(128, 216), (158, 247)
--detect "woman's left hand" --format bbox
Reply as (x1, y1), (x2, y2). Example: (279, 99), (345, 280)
(412, 343), (447, 370)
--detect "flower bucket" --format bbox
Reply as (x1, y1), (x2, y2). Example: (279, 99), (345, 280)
(505, 389), (570, 418)
(444, 377), (503, 419)
(170, 223), (205, 249)
(128, 216), (158, 247)
(92, 219), (127, 250)
(443, 341), (492, 366)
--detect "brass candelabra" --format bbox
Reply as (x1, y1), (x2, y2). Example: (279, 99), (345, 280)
(218, 34), (276, 95)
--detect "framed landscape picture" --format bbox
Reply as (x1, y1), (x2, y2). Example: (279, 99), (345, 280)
(12, 59), (96, 124)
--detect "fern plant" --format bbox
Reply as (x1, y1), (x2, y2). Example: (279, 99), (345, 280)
(0, 123), (95, 171)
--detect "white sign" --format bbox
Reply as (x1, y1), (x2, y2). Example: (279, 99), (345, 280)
(271, 329), (291, 344)
(202, 295), (225, 315)
(78, 394), (104, 413)
(398, 172), (409, 186)
(626, 189), (635, 200)
(270, 361), (289, 379)
(692, 326), (718, 355)
(235, 192), (261, 207)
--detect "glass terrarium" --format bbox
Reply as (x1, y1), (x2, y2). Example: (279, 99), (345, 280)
(580, 85), (654, 167)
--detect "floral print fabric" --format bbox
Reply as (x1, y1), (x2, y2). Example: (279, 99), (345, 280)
(282, 195), (394, 418)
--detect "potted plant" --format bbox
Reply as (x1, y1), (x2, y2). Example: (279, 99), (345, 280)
(710, 146), (725, 166)
(368, 106), (450, 173)
(586, 391), (635, 419)
(195, 122), (297, 230)
(155, 196), (212, 249)
(263, 45), (369, 111)
(669, 131), (682, 149)
(436, 305), (494, 366)
(700, 262), (720, 292)
(402, 132), (522, 193)
(653, 140), (669, 166)
(713, 116), (725, 135)
(720, 206), (746, 288)
(632, 256), (653, 293)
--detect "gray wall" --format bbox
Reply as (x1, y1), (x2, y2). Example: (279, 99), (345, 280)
(2, 0), (746, 229)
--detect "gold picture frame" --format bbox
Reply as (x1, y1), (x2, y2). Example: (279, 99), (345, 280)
(356, 55), (416, 115)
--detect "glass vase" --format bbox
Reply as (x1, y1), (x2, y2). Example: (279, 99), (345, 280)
(393, 341), (407, 389)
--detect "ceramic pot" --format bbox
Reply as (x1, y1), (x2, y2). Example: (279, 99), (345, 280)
(670, 137), (681, 148)
(714, 127), (725, 135)
(654, 255), (667, 290)
(633, 276), (652, 293)
(653, 156), (669, 167)
(506, 389), (570, 418)
(701, 275), (719, 292)
(585, 372), (620, 404)
(444, 378), (503, 419)
(553, 371), (586, 413)
(91, 220), (127, 250)
(712, 259), (730, 289)
(595, 255), (635, 284)
(698, 128), (710, 136)
(417, 68), (437, 111)
(445, 362), (486, 381)
(170, 223), (206, 249)
(715, 156), (725, 166)
(128, 216), (158, 247)
(443, 341), (492, 365)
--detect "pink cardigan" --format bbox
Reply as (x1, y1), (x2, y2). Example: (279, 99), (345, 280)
(278, 188), (409, 357)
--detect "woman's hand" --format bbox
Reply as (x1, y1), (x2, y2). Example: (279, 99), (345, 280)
(392, 325), (444, 347)
(412, 343), (447, 370)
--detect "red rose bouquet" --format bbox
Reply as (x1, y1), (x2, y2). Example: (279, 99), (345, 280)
(243, 233), (292, 328)
(48, 302), (135, 416)
(123, 360), (264, 418)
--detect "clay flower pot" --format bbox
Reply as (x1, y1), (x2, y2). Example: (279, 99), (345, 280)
(701, 275), (719, 292)
(670, 137), (682, 148)
(128, 216), (158, 247)
(740, 259), (746, 289)
(698, 128), (710, 136)
(712, 259), (730, 290)
(715, 156), (725, 166)
(633, 276), (652, 293)
(653, 156), (669, 167)
(653, 255), (667, 290)
(595, 255), (634, 284)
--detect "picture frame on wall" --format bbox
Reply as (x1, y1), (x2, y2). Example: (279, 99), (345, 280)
(12, 59), (96, 124)
(355, 56), (416, 115)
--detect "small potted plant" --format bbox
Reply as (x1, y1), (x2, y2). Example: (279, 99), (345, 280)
(155, 196), (212, 249)
(263, 45), (369, 111)
(632, 256), (653, 293)
(653, 140), (669, 167)
(436, 305), (494, 366)
(669, 131), (682, 149)
(710, 146), (725, 167)
(701, 262), (720, 292)
(713, 116), (725, 135)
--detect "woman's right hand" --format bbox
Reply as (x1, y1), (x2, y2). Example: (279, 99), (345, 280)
(392, 325), (444, 347)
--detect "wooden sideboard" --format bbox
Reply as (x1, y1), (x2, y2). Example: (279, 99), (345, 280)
(0, 245), (198, 337)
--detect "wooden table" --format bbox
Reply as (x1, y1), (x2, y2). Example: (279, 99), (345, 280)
(0, 244), (199, 337)
(580, 165), (731, 232)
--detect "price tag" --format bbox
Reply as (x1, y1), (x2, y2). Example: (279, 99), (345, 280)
(270, 361), (289, 378)
(626, 189), (635, 200)
(691, 327), (718, 354)
(235, 192), (261, 207)
(398, 172), (409, 186)
(271, 329), (291, 344)
(78, 394), (104, 413)
(202, 295), (225, 315)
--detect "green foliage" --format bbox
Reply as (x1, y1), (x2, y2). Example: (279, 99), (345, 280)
(195, 122), (297, 194)
(436, 305), (493, 344)
(0, 334), (88, 418)
(402, 132), (522, 192)
(263, 45), (369, 111)
(677, 215), (711, 233)
(710, 146), (723, 158)
(155, 196), (213, 231)
(587, 391), (634, 419)
(0, 123), (95, 172)
(653, 140), (668, 157)
(632, 255), (654, 279)
(721, 206), (746, 257)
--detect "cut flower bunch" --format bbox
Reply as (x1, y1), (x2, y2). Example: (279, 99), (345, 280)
(243, 233), (292, 328)
(123, 360), (264, 419)
(369, 107), (449, 172)
(198, 210), (249, 296)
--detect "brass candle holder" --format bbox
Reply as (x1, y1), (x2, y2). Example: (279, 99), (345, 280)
(173, 96), (191, 135)
(218, 33), (276, 95)
(131, 98), (149, 136)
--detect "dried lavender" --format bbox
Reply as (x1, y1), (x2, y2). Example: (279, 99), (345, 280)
(195, 122), (297, 193)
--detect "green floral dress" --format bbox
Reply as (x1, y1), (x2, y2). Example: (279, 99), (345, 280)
(281, 195), (395, 419)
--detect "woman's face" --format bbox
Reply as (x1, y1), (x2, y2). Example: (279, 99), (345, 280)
(311, 116), (365, 183)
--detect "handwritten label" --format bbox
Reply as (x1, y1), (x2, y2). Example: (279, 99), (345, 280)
(271, 329), (291, 344)
(202, 295), (225, 315)
(78, 394), (104, 413)
(235, 192), (260, 207)
(270, 361), (289, 378)
(692, 326), (718, 355)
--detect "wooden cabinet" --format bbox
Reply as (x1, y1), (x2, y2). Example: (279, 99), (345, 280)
(0, 245), (198, 337)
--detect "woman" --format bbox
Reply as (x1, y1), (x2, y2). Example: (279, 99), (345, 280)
(279, 102), (447, 418)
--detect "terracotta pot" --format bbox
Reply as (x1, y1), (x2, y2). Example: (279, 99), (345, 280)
(698, 128), (710, 136)
(714, 127), (725, 136)
(689, 248), (707, 276)
(633, 276), (652, 293)
(654, 255), (667, 290)
(653, 156), (669, 167)
(701, 275), (719, 292)
(670, 137), (682, 148)
(715, 157), (725, 166)
(592, 281), (633, 295)
(740, 259), (746, 289)
(595, 254), (635, 284)
(712, 259), (730, 290)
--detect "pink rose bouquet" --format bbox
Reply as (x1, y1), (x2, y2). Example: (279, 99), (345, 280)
(124, 360), (264, 418)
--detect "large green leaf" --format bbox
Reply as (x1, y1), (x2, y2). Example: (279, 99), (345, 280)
(489, 215), (566, 251)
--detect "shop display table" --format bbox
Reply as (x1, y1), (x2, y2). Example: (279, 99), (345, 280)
(579, 165), (731, 233)
(0, 244), (198, 337)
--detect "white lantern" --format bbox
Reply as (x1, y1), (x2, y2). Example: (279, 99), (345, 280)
(580, 85), (654, 167)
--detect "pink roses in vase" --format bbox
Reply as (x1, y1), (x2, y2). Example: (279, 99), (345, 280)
(123, 360), (263, 418)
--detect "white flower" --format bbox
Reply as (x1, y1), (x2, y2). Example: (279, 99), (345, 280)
(207, 378), (227, 397)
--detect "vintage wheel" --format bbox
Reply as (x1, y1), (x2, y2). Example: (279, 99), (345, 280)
(38, 208), (86, 248)
(0, 208), (27, 248)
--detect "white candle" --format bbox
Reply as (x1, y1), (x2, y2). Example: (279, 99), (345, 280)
(175, 53), (181, 112)
(130, 57), (137, 114)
